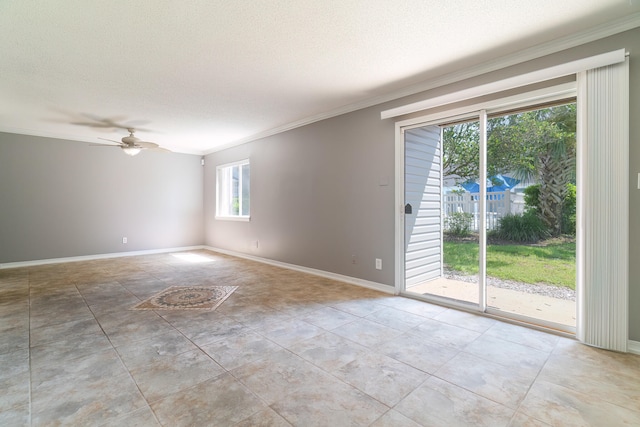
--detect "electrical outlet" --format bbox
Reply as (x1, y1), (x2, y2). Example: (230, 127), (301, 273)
(122, 237), (127, 244)
(375, 258), (382, 270)
(352, 255), (357, 265)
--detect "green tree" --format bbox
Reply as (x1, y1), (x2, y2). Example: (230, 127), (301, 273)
(443, 104), (576, 236)
(442, 120), (516, 183)
(442, 121), (480, 182)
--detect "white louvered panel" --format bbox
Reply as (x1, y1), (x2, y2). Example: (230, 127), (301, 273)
(407, 260), (441, 276)
(405, 125), (443, 287)
(406, 269), (442, 287)
(406, 239), (440, 253)
(410, 209), (440, 222)
(405, 150), (440, 168)
(405, 246), (441, 262)
(406, 148), (440, 159)
(407, 231), (441, 245)
(417, 201), (440, 211)
(406, 140), (439, 155)
(405, 190), (441, 202)
(405, 189), (441, 202)
(406, 126), (441, 144)
(579, 58), (629, 352)
(416, 193), (441, 203)
(405, 169), (441, 183)
(405, 166), (441, 180)
(406, 254), (441, 270)
(405, 186), (436, 197)
(405, 180), (441, 192)
(413, 216), (441, 226)
(410, 224), (441, 236)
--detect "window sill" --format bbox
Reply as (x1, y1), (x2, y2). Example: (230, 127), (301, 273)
(215, 216), (250, 222)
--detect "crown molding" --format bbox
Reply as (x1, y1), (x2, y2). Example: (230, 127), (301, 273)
(207, 12), (640, 154)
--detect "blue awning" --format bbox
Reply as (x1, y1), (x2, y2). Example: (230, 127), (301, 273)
(459, 174), (520, 193)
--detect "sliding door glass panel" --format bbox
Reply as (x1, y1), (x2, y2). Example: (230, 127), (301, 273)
(441, 120), (480, 305)
(485, 104), (577, 327)
(404, 125), (445, 295)
(404, 121), (480, 306)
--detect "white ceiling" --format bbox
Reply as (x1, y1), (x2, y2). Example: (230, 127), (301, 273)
(1, 1), (639, 154)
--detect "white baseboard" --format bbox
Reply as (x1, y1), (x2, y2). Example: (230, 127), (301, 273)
(628, 340), (640, 355)
(0, 245), (206, 269)
(205, 246), (394, 295)
(1, 245), (394, 294)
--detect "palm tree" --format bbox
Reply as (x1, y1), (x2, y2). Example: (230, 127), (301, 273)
(488, 104), (576, 235)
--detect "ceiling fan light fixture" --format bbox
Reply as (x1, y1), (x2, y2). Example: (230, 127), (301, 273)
(94, 128), (167, 155)
(122, 146), (141, 156)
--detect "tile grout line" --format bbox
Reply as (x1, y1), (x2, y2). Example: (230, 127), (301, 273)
(116, 273), (283, 425)
(484, 329), (557, 426)
(151, 307), (277, 425)
(78, 280), (164, 427)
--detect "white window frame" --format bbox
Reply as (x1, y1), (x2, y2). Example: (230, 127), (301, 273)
(216, 159), (250, 221)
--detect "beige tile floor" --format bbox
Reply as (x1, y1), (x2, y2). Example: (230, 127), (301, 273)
(1, 250), (639, 426)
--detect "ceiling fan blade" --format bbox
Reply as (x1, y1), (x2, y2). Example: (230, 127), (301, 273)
(98, 137), (123, 145)
(150, 146), (172, 153)
(70, 114), (155, 132)
(89, 143), (120, 147)
(72, 121), (114, 128)
(136, 141), (159, 148)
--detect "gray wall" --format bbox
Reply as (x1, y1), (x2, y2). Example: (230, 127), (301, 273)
(204, 108), (395, 284)
(204, 27), (640, 340)
(0, 133), (204, 263)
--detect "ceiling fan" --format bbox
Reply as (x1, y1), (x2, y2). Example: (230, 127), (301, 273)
(92, 128), (170, 156)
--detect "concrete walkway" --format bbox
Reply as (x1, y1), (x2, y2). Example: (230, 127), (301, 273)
(408, 277), (576, 327)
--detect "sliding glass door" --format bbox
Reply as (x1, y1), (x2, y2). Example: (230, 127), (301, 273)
(401, 103), (577, 331)
(403, 118), (481, 308)
(484, 104), (577, 328)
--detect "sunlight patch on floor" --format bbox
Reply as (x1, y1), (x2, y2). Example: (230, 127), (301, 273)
(170, 252), (216, 263)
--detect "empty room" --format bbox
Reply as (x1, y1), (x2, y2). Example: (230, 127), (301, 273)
(1, 1), (640, 426)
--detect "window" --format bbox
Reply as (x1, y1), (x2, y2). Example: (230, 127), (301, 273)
(216, 159), (250, 220)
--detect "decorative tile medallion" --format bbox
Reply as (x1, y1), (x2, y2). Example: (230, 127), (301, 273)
(132, 286), (237, 311)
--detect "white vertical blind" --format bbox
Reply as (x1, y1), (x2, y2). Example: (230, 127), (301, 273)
(577, 58), (629, 352)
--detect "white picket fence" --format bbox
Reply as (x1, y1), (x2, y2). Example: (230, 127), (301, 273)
(443, 190), (525, 231)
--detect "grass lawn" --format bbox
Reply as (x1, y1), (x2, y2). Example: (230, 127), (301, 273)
(444, 241), (576, 289)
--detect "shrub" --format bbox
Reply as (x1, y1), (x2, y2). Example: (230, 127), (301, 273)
(492, 211), (550, 243)
(445, 212), (474, 237)
(523, 184), (541, 213)
(561, 183), (576, 235)
(524, 182), (576, 235)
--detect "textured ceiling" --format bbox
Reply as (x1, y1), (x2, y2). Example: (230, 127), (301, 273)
(1, 1), (639, 154)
